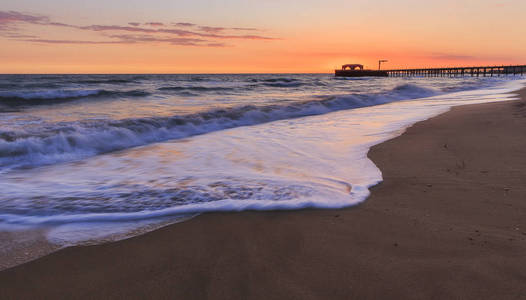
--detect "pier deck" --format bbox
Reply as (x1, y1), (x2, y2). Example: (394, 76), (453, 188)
(384, 65), (526, 77)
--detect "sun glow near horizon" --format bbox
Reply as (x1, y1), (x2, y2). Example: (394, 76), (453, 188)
(1, 0), (525, 74)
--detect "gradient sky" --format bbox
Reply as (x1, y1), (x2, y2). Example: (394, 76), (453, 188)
(1, 0), (525, 73)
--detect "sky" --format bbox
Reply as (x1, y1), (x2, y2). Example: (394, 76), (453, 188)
(1, 0), (525, 73)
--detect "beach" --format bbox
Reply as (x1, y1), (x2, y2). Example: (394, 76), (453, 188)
(0, 87), (524, 299)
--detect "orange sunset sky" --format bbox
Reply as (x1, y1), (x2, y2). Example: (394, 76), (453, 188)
(1, 0), (525, 73)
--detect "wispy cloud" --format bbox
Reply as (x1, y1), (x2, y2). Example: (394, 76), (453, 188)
(157, 28), (276, 40)
(198, 26), (226, 33)
(80, 25), (157, 33)
(231, 27), (258, 31)
(173, 22), (195, 27)
(0, 10), (277, 47)
(0, 11), (48, 26)
(145, 22), (164, 27)
(108, 34), (224, 46)
(22, 39), (127, 44)
(0, 32), (38, 38)
(23, 34), (227, 47)
(0, 11), (75, 30)
(197, 25), (261, 33)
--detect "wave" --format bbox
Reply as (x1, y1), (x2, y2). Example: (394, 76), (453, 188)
(248, 77), (306, 88)
(0, 83), (438, 170)
(0, 174), (366, 227)
(263, 82), (304, 88)
(0, 83), (63, 89)
(0, 89), (102, 100)
(158, 86), (235, 92)
(258, 78), (300, 83)
(72, 79), (134, 84)
(392, 83), (438, 97)
(0, 89), (151, 106)
(0, 194), (360, 226)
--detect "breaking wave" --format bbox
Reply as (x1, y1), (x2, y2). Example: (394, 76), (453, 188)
(158, 86), (236, 92)
(0, 83), (438, 170)
(0, 89), (151, 106)
(71, 79), (135, 84)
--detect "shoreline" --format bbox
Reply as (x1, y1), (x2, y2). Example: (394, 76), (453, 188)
(1, 88), (526, 299)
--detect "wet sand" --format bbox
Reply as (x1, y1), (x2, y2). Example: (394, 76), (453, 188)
(0, 229), (59, 271)
(1, 89), (526, 299)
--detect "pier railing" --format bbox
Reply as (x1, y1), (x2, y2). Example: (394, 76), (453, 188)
(384, 65), (526, 77)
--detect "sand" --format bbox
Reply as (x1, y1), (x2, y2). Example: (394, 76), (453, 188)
(1, 89), (526, 299)
(0, 228), (59, 271)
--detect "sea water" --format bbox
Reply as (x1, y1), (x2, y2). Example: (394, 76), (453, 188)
(0, 74), (523, 244)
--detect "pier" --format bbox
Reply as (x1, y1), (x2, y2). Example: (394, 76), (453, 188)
(335, 63), (526, 78)
(384, 65), (526, 77)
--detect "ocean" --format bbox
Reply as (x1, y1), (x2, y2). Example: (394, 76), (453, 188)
(0, 74), (522, 244)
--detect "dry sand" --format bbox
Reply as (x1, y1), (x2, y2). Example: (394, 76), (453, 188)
(1, 89), (526, 299)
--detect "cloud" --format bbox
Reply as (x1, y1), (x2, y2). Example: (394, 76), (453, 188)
(80, 25), (157, 33)
(80, 25), (276, 40)
(0, 32), (37, 38)
(157, 28), (276, 40)
(25, 35), (227, 47)
(206, 42), (227, 47)
(174, 22), (195, 27)
(0, 11), (75, 30)
(231, 27), (258, 31)
(0, 10), (277, 46)
(198, 26), (226, 33)
(154, 28), (194, 36)
(23, 38), (126, 44)
(198, 25), (262, 34)
(47, 22), (76, 28)
(145, 22), (164, 27)
(0, 10), (46, 31)
(218, 34), (276, 40)
(0, 11), (48, 25)
(108, 34), (212, 46)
